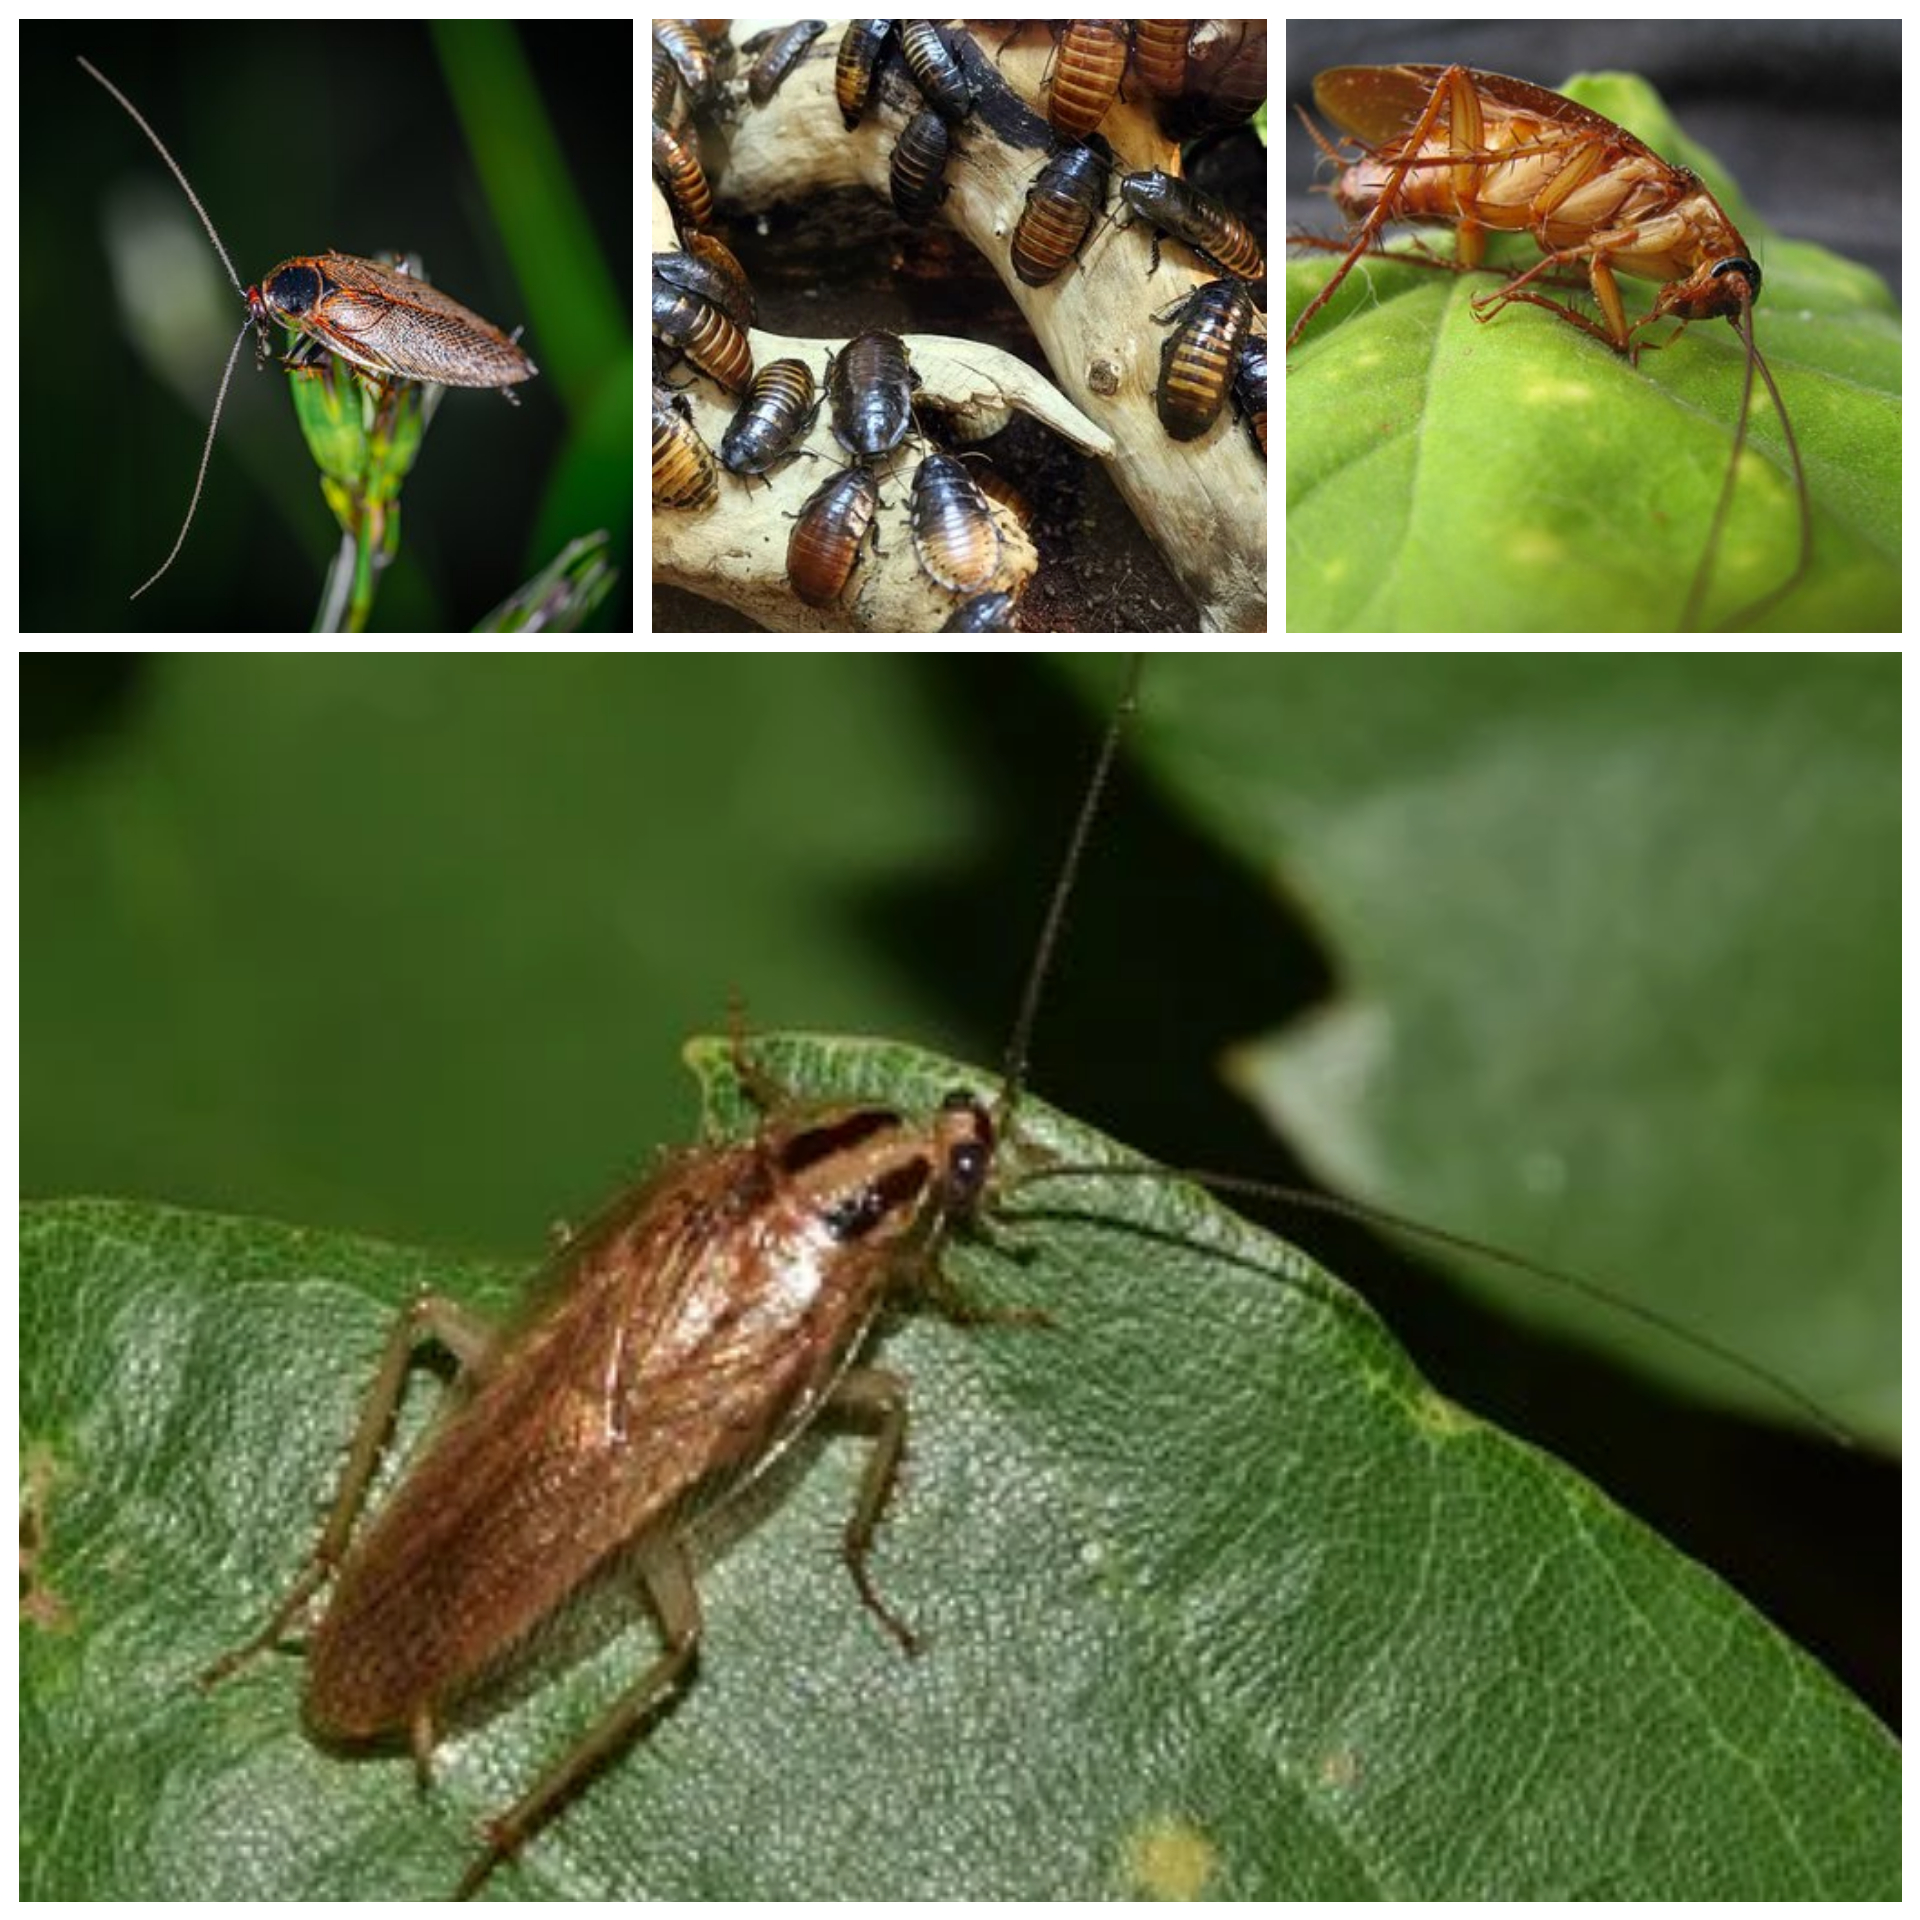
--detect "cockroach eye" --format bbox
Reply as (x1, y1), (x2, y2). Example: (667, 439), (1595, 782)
(266, 264), (323, 315)
(1712, 256), (1762, 297)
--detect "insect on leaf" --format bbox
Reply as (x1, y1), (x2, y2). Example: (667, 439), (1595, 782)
(1286, 72), (1900, 634)
(21, 1030), (1899, 1897)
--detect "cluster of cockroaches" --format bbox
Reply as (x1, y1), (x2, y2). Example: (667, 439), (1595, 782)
(654, 18), (1023, 630)
(653, 20), (1266, 629)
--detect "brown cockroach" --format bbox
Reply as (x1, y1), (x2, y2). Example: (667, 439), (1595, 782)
(652, 382), (720, 509)
(745, 18), (827, 106)
(194, 656), (1849, 1896)
(1047, 19), (1128, 138)
(910, 452), (1002, 593)
(651, 117), (714, 231)
(835, 18), (894, 131)
(79, 58), (536, 601)
(1130, 19), (1190, 98)
(786, 463), (883, 606)
(651, 276), (755, 395)
(1156, 276), (1254, 441)
(1288, 63), (1810, 630)
(1010, 136), (1113, 288)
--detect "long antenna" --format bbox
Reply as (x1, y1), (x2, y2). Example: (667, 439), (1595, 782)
(1008, 1160), (1854, 1445)
(996, 654), (1145, 1128)
(77, 58), (247, 299)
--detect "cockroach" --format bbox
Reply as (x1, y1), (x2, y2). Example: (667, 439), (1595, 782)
(1047, 19), (1128, 138)
(652, 382), (719, 509)
(683, 231), (757, 328)
(835, 18), (894, 131)
(651, 117), (713, 232)
(720, 357), (819, 478)
(1234, 331), (1267, 460)
(652, 18), (716, 106)
(78, 57), (536, 603)
(899, 18), (973, 122)
(1010, 136), (1112, 288)
(829, 329), (919, 459)
(1156, 276), (1253, 441)
(651, 248), (752, 335)
(786, 463), (882, 607)
(1288, 63), (1811, 629)
(1180, 20), (1267, 129)
(747, 18), (828, 105)
(941, 589), (1018, 631)
(651, 35), (684, 125)
(1119, 169), (1265, 281)
(890, 106), (953, 225)
(652, 277), (754, 395)
(910, 452), (1001, 593)
(1130, 19), (1190, 98)
(194, 657), (1850, 1897)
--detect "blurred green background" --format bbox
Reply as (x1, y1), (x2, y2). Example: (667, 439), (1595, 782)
(26, 20), (630, 632)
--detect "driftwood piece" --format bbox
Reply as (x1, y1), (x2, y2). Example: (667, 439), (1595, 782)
(701, 20), (1267, 632)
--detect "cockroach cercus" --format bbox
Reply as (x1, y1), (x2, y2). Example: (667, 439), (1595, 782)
(198, 659), (1846, 1899)
(79, 58), (536, 600)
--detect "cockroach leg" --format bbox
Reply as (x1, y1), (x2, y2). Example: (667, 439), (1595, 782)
(199, 1293), (496, 1689)
(454, 1543), (704, 1901)
(827, 1365), (920, 1655)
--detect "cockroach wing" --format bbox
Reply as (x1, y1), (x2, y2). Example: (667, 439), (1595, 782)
(1314, 63), (1660, 159)
(305, 1137), (892, 1739)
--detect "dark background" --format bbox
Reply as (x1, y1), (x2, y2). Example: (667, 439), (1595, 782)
(26, 20), (630, 633)
(1287, 20), (1901, 299)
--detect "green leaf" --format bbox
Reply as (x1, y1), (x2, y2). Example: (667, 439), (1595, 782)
(21, 1032), (1897, 1898)
(1286, 72), (1900, 633)
(1101, 654), (1897, 1443)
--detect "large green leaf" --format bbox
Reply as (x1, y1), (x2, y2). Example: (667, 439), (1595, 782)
(1098, 654), (1897, 1443)
(1286, 73), (1901, 633)
(20, 1033), (1898, 1899)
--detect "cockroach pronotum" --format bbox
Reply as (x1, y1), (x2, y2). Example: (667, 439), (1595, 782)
(1288, 63), (1811, 630)
(910, 452), (1002, 593)
(1010, 137), (1113, 288)
(652, 383), (720, 509)
(683, 230), (757, 327)
(1046, 18), (1129, 138)
(651, 276), (754, 395)
(835, 18), (894, 131)
(193, 657), (1850, 1896)
(1119, 168), (1265, 281)
(720, 357), (819, 478)
(786, 462), (882, 606)
(1156, 276), (1254, 441)
(78, 57), (536, 602)
(829, 329), (920, 459)
(746, 18), (827, 106)
(890, 105), (954, 226)
(899, 17), (973, 122)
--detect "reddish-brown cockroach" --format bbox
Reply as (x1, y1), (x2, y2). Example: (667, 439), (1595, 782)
(79, 57), (536, 601)
(786, 462), (883, 606)
(909, 451), (1002, 593)
(1156, 276), (1254, 441)
(1046, 18), (1128, 138)
(195, 656), (1847, 1897)
(889, 105), (954, 226)
(1010, 136), (1113, 288)
(745, 17), (827, 106)
(1288, 63), (1810, 630)
(835, 18), (894, 131)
